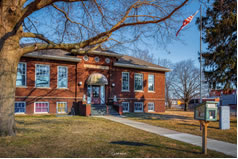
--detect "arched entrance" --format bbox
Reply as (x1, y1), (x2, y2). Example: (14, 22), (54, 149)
(86, 73), (108, 105)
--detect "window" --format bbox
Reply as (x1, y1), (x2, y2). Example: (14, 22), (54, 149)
(35, 102), (49, 113)
(57, 102), (67, 113)
(105, 58), (110, 64)
(35, 64), (50, 87)
(15, 102), (26, 114)
(83, 55), (89, 61)
(134, 102), (143, 112)
(134, 73), (143, 91)
(95, 56), (100, 62)
(58, 66), (68, 88)
(148, 74), (154, 92)
(16, 63), (26, 86)
(122, 102), (129, 113)
(148, 102), (155, 112)
(122, 72), (129, 91)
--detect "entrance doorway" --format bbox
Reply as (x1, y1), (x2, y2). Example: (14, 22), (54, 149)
(86, 73), (108, 105)
(87, 85), (105, 104)
(92, 86), (100, 104)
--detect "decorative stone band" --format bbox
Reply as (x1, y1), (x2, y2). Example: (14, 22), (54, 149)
(84, 64), (109, 70)
(112, 98), (165, 101)
(114, 62), (171, 72)
(71, 49), (123, 58)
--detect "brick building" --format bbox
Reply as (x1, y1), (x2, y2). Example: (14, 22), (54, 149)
(15, 48), (170, 116)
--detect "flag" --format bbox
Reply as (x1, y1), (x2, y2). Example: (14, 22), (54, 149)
(176, 10), (199, 37)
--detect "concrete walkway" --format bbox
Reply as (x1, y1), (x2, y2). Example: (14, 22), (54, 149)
(100, 115), (237, 157)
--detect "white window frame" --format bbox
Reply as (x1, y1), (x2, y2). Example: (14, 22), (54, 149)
(34, 102), (49, 114)
(134, 73), (143, 92)
(16, 62), (27, 87)
(122, 102), (130, 113)
(14, 101), (26, 114)
(122, 72), (130, 92)
(148, 102), (155, 112)
(56, 102), (67, 114)
(148, 74), (155, 92)
(134, 102), (144, 112)
(35, 64), (50, 88)
(57, 66), (68, 88)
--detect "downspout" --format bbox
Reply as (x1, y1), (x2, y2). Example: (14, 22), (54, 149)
(75, 62), (78, 102)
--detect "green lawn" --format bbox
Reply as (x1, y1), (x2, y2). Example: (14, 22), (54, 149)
(124, 109), (237, 144)
(0, 115), (232, 157)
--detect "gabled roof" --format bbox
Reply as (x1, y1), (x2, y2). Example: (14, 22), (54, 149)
(23, 49), (81, 62)
(114, 55), (171, 72)
(22, 46), (170, 72)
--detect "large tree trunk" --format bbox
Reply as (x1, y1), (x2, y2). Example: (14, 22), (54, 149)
(0, 38), (21, 136)
(0, 0), (22, 136)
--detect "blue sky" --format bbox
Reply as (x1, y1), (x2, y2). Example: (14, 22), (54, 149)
(150, 0), (209, 67)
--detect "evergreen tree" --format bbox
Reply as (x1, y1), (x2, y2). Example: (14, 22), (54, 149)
(197, 0), (237, 89)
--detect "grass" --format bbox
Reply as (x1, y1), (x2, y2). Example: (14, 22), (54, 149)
(124, 109), (237, 144)
(0, 115), (232, 158)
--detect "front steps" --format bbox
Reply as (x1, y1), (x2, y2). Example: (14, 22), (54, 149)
(90, 104), (119, 116)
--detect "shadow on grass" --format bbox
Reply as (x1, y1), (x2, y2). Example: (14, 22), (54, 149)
(16, 127), (40, 134)
(110, 141), (201, 154)
(15, 118), (65, 126)
(124, 113), (192, 120)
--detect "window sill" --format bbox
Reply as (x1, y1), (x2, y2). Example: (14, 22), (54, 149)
(134, 90), (144, 92)
(148, 110), (155, 112)
(56, 88), (69, 90)
(134, 111), (144, 113)
(121, 90), (130, 92)
(16, 86), (27, 88)
(34, 87), (51, 89)
(34, 112), (49, 114)
(15, 113), (26, 114)
(148, 91), (155, 93)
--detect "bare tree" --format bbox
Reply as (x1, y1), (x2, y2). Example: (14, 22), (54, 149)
(131, 49), (156, 63)
(0, 0), (189, 136)
(158, 58), (174, 109)
(171, 60), (200, 111)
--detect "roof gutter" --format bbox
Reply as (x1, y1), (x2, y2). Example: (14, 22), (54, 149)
(114, 62), (171, 72)
(23, 54), (81, 62)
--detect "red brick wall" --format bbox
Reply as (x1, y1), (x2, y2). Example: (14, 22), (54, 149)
(15, 54), (166, 114)
(110, 67), (165, 112)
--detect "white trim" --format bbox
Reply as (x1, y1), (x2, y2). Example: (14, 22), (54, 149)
(148, 102), (155, 112)
(134, 102), (144, 112)
(35, 64), (50, 88)
(14, 101), (26, 114)
(122, 102), (130, 113)
(114, 62), (171, 72)
(121, 72), (130, 92)
(56, 102), (68, 114)
(57, 66), (68, 88)
(148, 74), (155, 92)
(16, 62), (27, 87)
(134, 73), (143, 92)
(34, 102), (49, 114)
(23, 54), (81, 62)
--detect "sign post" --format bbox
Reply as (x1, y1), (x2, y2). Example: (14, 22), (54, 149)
(194, 101), (218, 154)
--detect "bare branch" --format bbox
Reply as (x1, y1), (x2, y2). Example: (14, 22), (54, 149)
(21, 32), (54, 44)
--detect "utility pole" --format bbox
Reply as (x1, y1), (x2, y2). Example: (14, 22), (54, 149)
(200, 4), (202, 103)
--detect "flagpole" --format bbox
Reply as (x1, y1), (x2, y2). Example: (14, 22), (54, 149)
(200, 4), (202, 103)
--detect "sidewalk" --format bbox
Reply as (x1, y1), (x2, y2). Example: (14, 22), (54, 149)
(100, 115), (237, 157)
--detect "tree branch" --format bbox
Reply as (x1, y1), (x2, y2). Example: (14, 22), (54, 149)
(21, 32), (54, 44)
